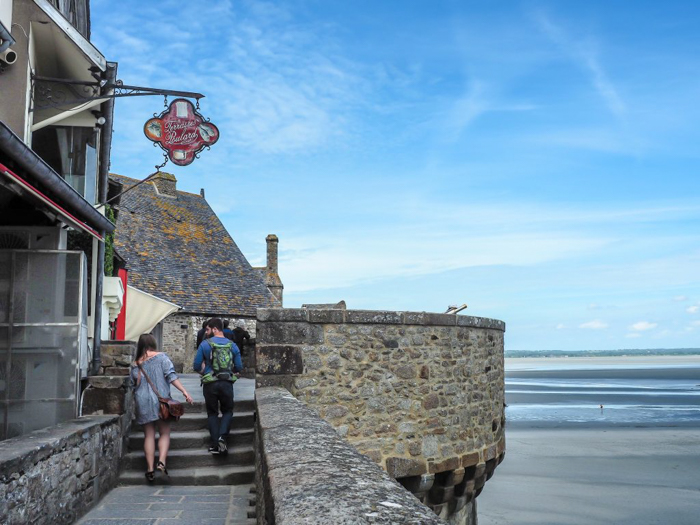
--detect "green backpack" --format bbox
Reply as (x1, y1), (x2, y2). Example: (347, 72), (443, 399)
(208, 339), (235, 381)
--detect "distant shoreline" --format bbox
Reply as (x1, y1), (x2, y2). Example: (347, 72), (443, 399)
(505, 348), (700, 358)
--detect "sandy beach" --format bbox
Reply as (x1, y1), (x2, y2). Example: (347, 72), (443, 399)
(506, 354), (700, 370)
(477, 427), (700, 525)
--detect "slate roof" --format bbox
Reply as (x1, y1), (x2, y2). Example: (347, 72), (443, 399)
(110, 173), (280, 316)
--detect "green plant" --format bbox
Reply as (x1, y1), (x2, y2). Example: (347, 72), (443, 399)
(104, 204), (115, 276)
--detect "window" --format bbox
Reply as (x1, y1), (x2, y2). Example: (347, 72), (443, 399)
(32, 126), (99, 204)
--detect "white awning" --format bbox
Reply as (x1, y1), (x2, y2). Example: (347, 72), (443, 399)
(124, 285), (180, 342)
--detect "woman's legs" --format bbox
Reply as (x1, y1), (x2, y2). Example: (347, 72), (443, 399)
(143, 422), (156, 472)
(157, 419), (171, 468)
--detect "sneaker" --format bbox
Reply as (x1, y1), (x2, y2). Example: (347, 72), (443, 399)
(208, 445), (220, 455)
(218, 437), (228, 455)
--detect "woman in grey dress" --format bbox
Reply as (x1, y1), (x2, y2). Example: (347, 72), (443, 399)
(131, 334), (193, 481)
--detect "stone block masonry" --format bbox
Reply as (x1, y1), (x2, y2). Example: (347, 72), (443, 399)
(256, 308), (506, 523)
(255, 387), (445, 524)
(0, 415), (124, 525)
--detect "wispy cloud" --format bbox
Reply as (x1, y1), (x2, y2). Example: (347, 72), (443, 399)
(579, 320), (608, 330)
(534, 12), (625, 118)
(215, 4), (370, 154)
(274, 196), (700, 293)
(280, 229), (608, 293)
(433, 81), (536, 143)
(687, 306), (700, 314)
(674, 295), (689, 301)
(630, 321), (657, 331)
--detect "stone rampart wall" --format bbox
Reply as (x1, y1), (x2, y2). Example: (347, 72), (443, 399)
(255, 387), (445, 524)
(0, 415), (125, 525)
(255, 308), (505, 522)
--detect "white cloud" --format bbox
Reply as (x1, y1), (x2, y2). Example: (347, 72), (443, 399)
(625, 333), (641, 338)
(674, 295), (688, 301)
(587, 303), (601, 310)
(687, 306), (700, 314)
(556, 323), (565, 330)
(629, 321), (657, 331)
(281, 231), (610, 293)
(579, 320), (608, 330)
(690, 320), (700, 327)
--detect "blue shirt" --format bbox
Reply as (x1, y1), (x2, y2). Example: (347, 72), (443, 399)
(193, 336), (243, 377)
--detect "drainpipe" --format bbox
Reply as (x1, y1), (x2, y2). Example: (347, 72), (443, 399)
(90, 62), (117, 376)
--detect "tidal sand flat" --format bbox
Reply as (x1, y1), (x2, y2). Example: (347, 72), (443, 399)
(478, 356), (700, 524)
(477, 428), (700, 525)
(505, 356), (700, 427)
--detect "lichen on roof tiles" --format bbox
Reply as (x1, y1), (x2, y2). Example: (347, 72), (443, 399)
(110, 173), (279, 315)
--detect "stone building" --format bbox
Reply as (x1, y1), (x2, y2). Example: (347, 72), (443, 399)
(110, 172), (282, 371)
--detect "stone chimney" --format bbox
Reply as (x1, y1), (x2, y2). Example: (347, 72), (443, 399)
(265, 234), (283, 305)
(152, 172), (178, 197)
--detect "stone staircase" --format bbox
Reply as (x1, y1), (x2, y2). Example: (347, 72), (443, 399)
(119, 378), (256, 487)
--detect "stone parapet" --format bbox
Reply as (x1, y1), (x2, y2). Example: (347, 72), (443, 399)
(0, 415), (124, 525)
(255, 387), (445, 524)
(255, 308), (506, 523)
(257, 308), (506, 331)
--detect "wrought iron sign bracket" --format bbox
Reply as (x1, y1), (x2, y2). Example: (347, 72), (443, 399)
(30, 75), (205, 112)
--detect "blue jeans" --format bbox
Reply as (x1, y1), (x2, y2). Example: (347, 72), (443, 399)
(203, 381), (234, 446)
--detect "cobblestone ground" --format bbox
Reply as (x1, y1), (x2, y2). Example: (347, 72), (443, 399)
(77, 484), (255, 525)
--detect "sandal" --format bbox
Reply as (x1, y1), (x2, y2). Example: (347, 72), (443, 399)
(145, 471), (155, 482)
(157, 461), (168, 476)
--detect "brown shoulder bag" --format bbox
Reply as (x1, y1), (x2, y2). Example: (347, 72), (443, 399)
(137, 364), (185, 422)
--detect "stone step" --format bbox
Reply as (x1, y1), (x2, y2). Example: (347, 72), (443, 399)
(122, 445), (255, 469)
(118, 464), (255, 486)
(130, 410), (255, 432)
(183, 398), (255, 413)
(128, 427), (254, 450)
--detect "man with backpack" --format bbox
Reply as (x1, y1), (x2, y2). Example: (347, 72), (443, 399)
(193, 318), (243, 455)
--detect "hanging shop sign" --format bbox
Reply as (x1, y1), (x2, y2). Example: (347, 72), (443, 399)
(144, 98), (219, 166)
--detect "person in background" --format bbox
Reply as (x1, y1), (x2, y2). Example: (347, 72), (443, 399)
(196, 320), (208, 350)
(131, 334), (193, 481)
(222, 319), (234, 341)
(232, 324), (251, 352)
(193, 318), (243, 455)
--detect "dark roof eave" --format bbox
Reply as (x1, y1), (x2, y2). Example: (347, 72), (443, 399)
(0, 121), (115, 233)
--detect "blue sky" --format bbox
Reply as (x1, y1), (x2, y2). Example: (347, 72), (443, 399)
(91, 1), (700, 350)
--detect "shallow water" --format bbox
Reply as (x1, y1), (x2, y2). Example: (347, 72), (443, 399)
(504, 357), (700, 427)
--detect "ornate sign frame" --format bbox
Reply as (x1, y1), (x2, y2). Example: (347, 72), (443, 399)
(144, 98), (219, 166)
